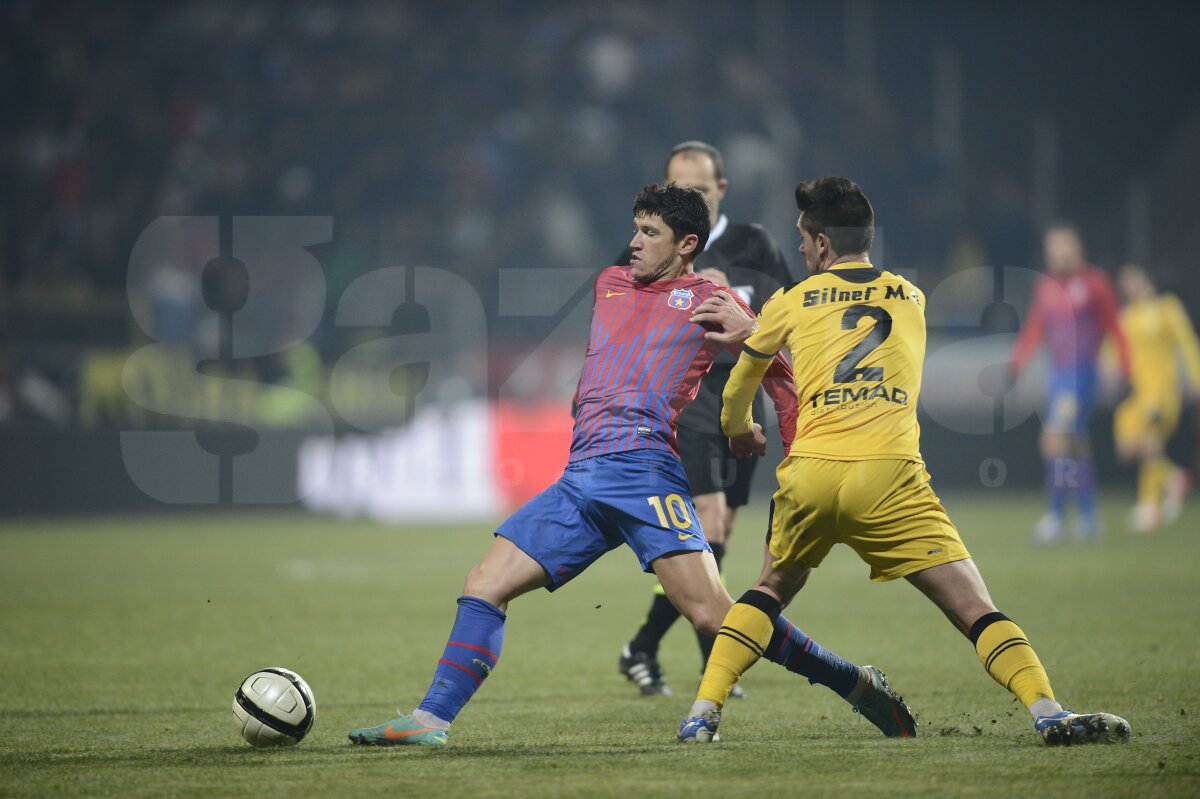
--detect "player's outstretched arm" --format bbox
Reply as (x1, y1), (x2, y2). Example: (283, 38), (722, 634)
(761, 352), (798, 452)
(721, 351), (772, 447)
(1166, 295), (1200, 394)
(1096, 273), (1133, 380)
(1011, 277), (1051, 374)
(720, 286), (795, 452)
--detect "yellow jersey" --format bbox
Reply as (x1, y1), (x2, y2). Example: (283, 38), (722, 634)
(724, 262), (925, 461)
(1121, 293), (1200, 401)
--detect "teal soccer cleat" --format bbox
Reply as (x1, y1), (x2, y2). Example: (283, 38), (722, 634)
(678, 710), (720, 743)
(852, 665), (917, 738)
(348, 714), (449, 747)
(1035, 711), (1131, 746)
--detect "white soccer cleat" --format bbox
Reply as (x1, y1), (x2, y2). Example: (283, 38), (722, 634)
(1128, 502), (1161, 534)
(1031, 513), (1065, 546)
(1035, 711), (1131, 746)
(1162, 469), (1191, 525)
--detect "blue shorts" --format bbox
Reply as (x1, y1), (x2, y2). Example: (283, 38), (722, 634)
(496, 449), (710, 591)
(1044, 367), (1097, 434)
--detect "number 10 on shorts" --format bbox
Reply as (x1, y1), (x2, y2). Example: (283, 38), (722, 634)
(647, 494), (694, 529)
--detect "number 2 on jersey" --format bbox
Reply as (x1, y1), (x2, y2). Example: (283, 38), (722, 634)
(647, 494), (693, 529)
(834, 304), (892, 382)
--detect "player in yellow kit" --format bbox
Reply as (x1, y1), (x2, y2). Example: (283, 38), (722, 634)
(1112, 263), (1200, 531)
(677, 176), (1131, 747)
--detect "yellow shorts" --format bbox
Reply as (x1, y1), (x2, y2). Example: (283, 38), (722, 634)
(768, 457), (969, 582)
(1114, 393), (1179, 451)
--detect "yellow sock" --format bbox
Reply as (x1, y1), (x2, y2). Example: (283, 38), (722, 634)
(971, 612), (1054, 709)
(697, 591), (779, 707)
(1139, 456), (1174, 507)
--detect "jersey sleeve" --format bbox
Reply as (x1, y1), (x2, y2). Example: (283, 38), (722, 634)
(740, 287), (789, 359)
(720, 287), (796, 447)
(1166, 295), (1200, 395)
(1011, 279), (1046, 372)
(761, 352), (797, 451)
(1095, 273), (1133, 379)
(721, 351), (771, 439)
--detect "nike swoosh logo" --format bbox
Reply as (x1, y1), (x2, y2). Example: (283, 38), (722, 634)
(677, 532), (694, 541)
(606, 290), (626, 298)
(383, 724), (438, 740)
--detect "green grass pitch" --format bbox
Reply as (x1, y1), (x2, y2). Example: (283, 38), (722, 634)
(2, 491), (1198, 798)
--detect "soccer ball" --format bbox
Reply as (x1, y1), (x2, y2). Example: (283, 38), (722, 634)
(232, 667), (316, 747)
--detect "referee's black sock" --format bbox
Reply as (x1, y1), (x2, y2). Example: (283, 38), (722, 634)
(629, 594), (679, 657)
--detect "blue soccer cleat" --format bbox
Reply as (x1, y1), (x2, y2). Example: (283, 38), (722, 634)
(678, 710), (721, 743)
(852, 665), (917, 738)
(1035, 711), (1131, 746)
(348, 714), (449, 747)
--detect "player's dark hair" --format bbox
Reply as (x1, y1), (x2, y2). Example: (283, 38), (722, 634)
(666, 140), (724, 181)
(1119, 262), (1151, 283)
(794, 177), (874, 255)
(633, 183), (711, 255)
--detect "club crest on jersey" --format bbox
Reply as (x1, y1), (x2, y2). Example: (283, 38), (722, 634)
(667, 288), (694, 310)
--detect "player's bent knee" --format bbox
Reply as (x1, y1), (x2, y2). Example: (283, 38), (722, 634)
(675, 602), (724, 636)
(462, 561), (523, 606)
(687, 610), (722, 637)
(462, 563), (495, 599)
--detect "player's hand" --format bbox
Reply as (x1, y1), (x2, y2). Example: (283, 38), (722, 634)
(691, 290), (756, 345)
(697, 267), (731, 288)
(729, 424), (767, 457)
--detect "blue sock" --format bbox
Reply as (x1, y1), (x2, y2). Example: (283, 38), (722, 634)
(764, 615), (861, 698)
(1046, 457), (1070, 518)
(1076, 454), (1097, 522)
(416, 596), (505, 724)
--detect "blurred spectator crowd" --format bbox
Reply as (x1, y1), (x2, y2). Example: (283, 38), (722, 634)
(9, 0), (1167, 429)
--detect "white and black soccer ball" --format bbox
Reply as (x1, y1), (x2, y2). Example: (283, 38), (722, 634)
(232, 667), (316, 747)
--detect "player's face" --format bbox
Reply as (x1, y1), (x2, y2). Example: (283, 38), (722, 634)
(630, 213), (689, 283)
(1118, 267), (1152, 301)
(1044, 228), (1084, 277)
(666, 153), (726, 227)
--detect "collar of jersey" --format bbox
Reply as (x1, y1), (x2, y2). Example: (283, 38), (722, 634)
(827, 261), (873, 271)
(622, 267), (705, 292)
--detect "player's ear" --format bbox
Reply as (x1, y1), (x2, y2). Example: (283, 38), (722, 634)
(716, 178), (729, 199)
(678, 233), (700, 258)
(816, 231), (832, 260)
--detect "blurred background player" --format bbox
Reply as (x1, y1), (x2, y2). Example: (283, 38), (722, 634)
(1111, 263), (1200, 532)
(680, 176), (1130, 748)
(1010, 224), (1131, 544)
(614, 141), (795, 697)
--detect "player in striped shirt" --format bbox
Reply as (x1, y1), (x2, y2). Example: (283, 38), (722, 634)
(1011, 224), (1132, 543)
(616, 141), (796, 698)
(348, 183), (914, 746)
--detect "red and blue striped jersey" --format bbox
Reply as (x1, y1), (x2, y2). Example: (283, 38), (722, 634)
(571, 265), (797, 463)
(1011, 265), (1131, 377)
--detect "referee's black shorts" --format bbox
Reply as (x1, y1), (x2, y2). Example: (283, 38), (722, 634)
(677, 425), (759, 508)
